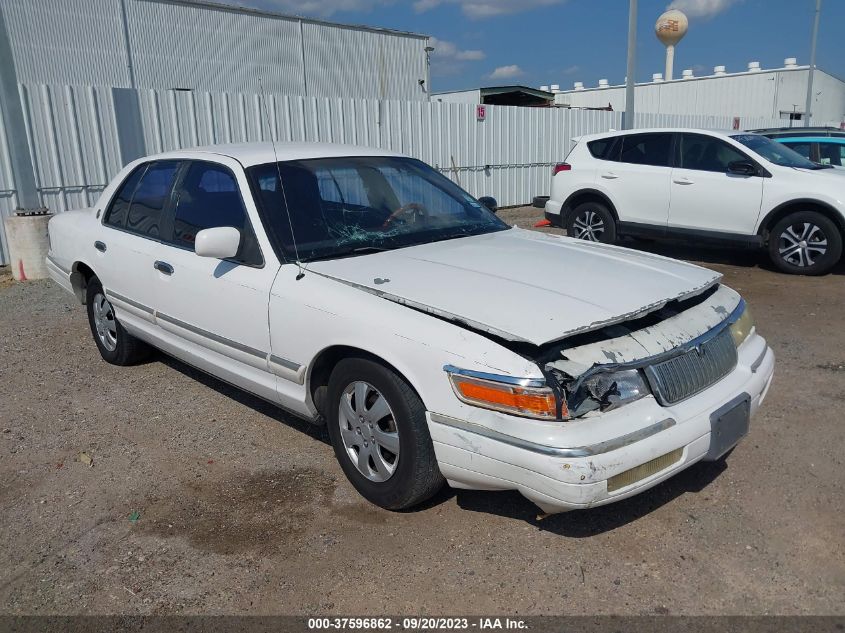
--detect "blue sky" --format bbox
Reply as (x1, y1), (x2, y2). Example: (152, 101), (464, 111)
(241, 0), (845, 92)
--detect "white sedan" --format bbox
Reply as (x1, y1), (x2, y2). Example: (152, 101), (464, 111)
(45, 142), (775, 514)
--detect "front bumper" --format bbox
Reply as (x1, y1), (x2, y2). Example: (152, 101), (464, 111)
(428, 333), (775, 513)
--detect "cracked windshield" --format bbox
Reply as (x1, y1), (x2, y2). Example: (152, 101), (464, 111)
(248, 156), (508, 262)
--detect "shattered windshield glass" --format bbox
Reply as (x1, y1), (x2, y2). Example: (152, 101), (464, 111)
(247, 156), (509, 262)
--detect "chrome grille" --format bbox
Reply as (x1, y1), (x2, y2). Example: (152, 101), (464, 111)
(644, 329), (737, 405)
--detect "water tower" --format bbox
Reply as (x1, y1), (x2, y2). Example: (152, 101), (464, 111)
(655, 9), (688, 81)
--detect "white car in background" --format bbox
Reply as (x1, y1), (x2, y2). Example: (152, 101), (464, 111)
(545, 129), (845, 275)
(46, 142), (774, 514)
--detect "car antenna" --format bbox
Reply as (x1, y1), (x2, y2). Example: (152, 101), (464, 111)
(258, 78), (305, 280)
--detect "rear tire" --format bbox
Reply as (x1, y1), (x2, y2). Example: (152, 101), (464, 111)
(85, 277), (151, 365)
(566, 201), (617, 243)
(768, 211), (842, 275)
(326, 358), (444, 510)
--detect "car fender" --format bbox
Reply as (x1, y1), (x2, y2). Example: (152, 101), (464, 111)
(269, 268), (543, 421)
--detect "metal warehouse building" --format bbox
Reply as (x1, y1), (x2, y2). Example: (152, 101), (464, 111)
(0, 0), (430, 99)
(549, 59), (845, 126)
(0, 0), (432, 265)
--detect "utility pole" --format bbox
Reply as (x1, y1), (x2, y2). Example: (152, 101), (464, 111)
(804, 0), (821, 127)
(624, 0), (638, 130)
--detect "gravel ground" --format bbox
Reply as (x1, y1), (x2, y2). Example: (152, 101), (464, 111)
(0, 207), (843, 616)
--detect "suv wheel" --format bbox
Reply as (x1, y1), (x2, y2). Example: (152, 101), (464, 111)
(566, 202), (617, 243)
(85, 277), (151, 365)
(326, 358), (444, 510)
(768, 211), (842, 275)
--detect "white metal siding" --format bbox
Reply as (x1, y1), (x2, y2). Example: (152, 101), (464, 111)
(302, 24), (427, 101)
(433, 90), (482, 104)
(555, 69), (845, 124)
(0, 0), (427, 99)
(1, 0), (131, 87)
(124, 0), (306, 94)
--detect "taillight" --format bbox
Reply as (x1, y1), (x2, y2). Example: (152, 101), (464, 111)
(553, 163), (571, 175)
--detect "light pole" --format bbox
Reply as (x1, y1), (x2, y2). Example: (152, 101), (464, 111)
(804, 0), (821, 127)
(624, 0), (637, 130)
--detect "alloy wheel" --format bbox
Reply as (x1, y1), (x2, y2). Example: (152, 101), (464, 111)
(338, 381), (400, 483)
(572, 209), (605, 241)
(778, 222), (828, 268)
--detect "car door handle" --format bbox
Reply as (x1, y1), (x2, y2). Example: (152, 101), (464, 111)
(153, 261), (174, 275)
(673, 178), (694, 185)
(94, 241), (107, 252)
(601, 172), (618, 179)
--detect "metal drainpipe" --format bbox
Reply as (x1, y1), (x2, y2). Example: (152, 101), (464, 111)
(0, 5), (40, 211)
(299, 19), (308, 97)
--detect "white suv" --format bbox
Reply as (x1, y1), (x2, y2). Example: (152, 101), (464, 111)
(544, 128), (845, 275)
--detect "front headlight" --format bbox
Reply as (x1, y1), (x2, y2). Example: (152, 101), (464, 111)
(729, 302), (755, 347)
(568, 368), (651, 417)
(446, 371), (558, 420)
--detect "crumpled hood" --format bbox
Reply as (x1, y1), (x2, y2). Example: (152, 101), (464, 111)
(307, 228), (721, 346)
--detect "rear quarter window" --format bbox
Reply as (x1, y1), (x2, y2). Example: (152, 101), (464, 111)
(587, 138), (617, 160)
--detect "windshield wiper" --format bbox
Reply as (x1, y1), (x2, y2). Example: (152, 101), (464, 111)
(301, 245), (394, 263)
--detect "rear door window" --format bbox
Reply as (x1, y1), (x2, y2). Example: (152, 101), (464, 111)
(103, 165), (147, 229)
(619, 133), (673, 167)
(125, 161), (180, 238)
(168, 161), (263, 266)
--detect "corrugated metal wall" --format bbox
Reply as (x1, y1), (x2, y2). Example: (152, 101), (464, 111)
(0, 0), (428, 99)
(0, 82), (792, 265)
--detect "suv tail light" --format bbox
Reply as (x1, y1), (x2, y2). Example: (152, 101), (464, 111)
(553, 163), (571, 175)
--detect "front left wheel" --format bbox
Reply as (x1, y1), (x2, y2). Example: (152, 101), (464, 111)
(326, 358), (444, 510)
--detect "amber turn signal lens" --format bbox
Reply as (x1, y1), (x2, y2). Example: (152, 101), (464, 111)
(449, 374), (560, 419)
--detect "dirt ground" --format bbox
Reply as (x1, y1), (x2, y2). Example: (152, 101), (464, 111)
(0, 206), (843, 616)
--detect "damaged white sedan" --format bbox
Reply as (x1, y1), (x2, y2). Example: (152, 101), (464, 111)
(46, 142), (775, 514)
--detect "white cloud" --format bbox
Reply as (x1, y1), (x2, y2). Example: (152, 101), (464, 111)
(429, 37), (486, 61)
(562, 64), (579, 75)
(254, 0), (391, 18)
(415, 0), (565, 19)
(488, 64), (524, 79)
(666, 0), (740, 19)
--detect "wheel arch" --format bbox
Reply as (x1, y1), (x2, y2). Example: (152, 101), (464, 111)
(70, 261), (97, 304)
(561, 188), (619, 225)
(306, 344), (426, 423)
(758, 199), (845, 241)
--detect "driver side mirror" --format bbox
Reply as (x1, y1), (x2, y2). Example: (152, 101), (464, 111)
(478, 196), (498, 213)
(195, 227), (241, 260)
(728, 160), (757, 176)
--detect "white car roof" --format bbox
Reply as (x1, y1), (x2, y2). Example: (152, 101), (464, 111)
(577, 128), (743, 142)
(153, 142), (407, 167)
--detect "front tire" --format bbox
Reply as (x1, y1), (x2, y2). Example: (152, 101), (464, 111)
(768, 211), (842, 275)
(566, 201), (617, 243)
(85, 277), (151, 365)
(326, 358), (444, 510)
